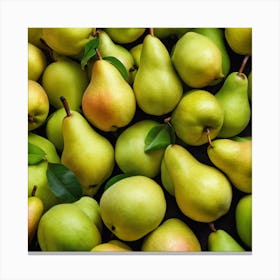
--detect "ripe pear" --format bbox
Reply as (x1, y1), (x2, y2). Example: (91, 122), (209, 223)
(171, 90), (224, 146)
(91, 241), (131, 252)
(28, 80), (49, 131)
(28, 43), (47, 81)
(115, 120), (165, 178)
(163, 144), (232, 222)
(141, 218), (201, 252)
(28, 28), (45, 49)
(37, 203), (101, 251)
(104, 28), (146, 44)
(235, 194), (252, 248)
(207, 138), (252, 193)
(82, 54), (136, 132)
(133, 33), (183, 115)
(130, 43), (142, 67)
(225, 28), (252, 55)
(42, 28), (94, 56)
(208, 227), (245, 252)
(60, 97), (115, 196)
(160, 156), (175, 196)
(171, 31), (224, 88)
(100, 175), (166, 241)
(42, 59), (89, 111)
(215, 72), (251, 138)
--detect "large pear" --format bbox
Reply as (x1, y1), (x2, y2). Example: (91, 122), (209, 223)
(163, 144), (232, 223)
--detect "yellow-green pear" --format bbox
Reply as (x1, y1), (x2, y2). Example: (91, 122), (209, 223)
(42, 59), (89, 111)
(163, 144), (232, 223)
(104, 28), (146, 44)
(141, 218), (201, 252)
(115, 120), (165, 178)
(171, 31), (224, 88)
(28, 80), (49, 131)
(207, 138), (252, 193)
(133, 32), (183, 116)
(37, 203), (101, 251)
(60, 97), (115, 196)
(130, 43), (142, 67)
(171, 90), (224, 146)
(91, 242), (131, 252)
(28, 43), (47, 81)
(28, 28), (45, 49)
(42, 28), (94, 56)
(107, 239), (132, 250)
(225, 28), (252, 55)
(82, 53), (136, 132)
(160, 157), (175, 196)
(100, 176), (166, 241)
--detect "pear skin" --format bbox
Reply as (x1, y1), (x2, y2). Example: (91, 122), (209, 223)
(91, 242), (131, 252)
(104, 28), (146, 44)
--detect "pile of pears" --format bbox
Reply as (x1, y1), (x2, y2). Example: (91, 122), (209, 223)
(28, 27), (252, 253)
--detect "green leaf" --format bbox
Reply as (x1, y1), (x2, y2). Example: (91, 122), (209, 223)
(47, 163), (83, 202)
(104, 173), (134, 191)
(144, 123), (175, 152)
(28, 142), (46, 165)
(103, 56), (129, 81)
(81, 37), (99, 70)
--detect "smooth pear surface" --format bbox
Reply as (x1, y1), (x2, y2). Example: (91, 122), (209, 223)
(28, 43), (47, 81)
(91, 242), (131, 252)
(163, 144), (232, 222)
(133, 34), (183, 116)
(105, 28), (146, 44)
(141, 218), (201, 252)
(100, 176), (166, 241)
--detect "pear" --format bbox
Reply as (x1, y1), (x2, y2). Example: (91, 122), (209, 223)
(163, 144), (232, 223)
(235, 195), (252, 248)
(115, 120), (165, 178)
(37, 203), (101, 251)
(225, 28), (252, 55)
(207, 138), (252, 193)
(42, 28), (94, 56)
(28, 28), (45, 49)
(28, 43), (47, 81)
(130, 43), (143, 67)
(208, 226), (245, 252)
(215, 72), (251, 138)
(60, 97), (115, 196)
(42, 59), (89, 111)
(91, 242), (131, 252)
(160, 156), (175, 196)
(82, 52), (136, 132)
(171, 90), (224, 146)
(133, 32), (183, 116)
(100, 175), (166, 241)
(171, 31), (224, 88)
(104, 28), (146, 44)
(141, 218), (201, 252)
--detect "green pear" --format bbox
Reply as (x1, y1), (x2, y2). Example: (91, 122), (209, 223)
(42, 28), (94, 56)
(225, 28), (252, 55)
(42, 59), (89, 111)
(163, 144), (232, 222)
(171, 90), (224, 146)
(45, 108), (65, 151)
(207, 138), (252, 193)
(97, 30), (136, 84)
(82, 54), (136, 132)
(104, 28), (146, 44)
(235, 194), (252, 248)
(248, 72), (252, 101)
(133, 33), (183, 116)
(28, 28), (45, 49)
(28, 43), (47, 81)
(91, 242), (132, 252)
(141, 218), (201, 252)
(60, 97), (115, 196)
(28, 80), (49, 131)
(28, 133), (61, 210)
(208, 227), (245, 252)
(130, 43), (142, 67)
(171, 31), (224, 88)
(160, 156), (175, 196)
(107, 239), (132, 250)
(115, 120), (165, 178)
(100, 175), (166, 241)
(215, 72), (251, 138)
(37, 203), (101, 251)
(73, 196), (103, 232)
(192, 28), (230, 84)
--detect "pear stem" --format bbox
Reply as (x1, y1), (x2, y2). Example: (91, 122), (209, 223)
(205, 128), (213, 148)
(96, 48), (102, 60)
(237, 55), (250, 78)
(31, 185), (38, 197)
(164, 116), (172, 123)
(149, 28), (154, 36)
(209, 222), (217, 232)
(60, 96), (71, 117)
(28, 113), (34, 123)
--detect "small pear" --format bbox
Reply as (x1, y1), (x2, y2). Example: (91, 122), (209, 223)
(133, 32), (183, 115)
(207, 138), (252, 193)
(171, 31), (224, 88)
(141, 218), (201, 252)
(215, 72), (251, 138)
(163, 144), (232, 223)
(60, 97), (115, 196)
(82, 51), (136, 132)
(104, 28), (146, 44)
(28, 43), (47, 81)
(91, 242), (131, 252)
(130, 43), (143, 67)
